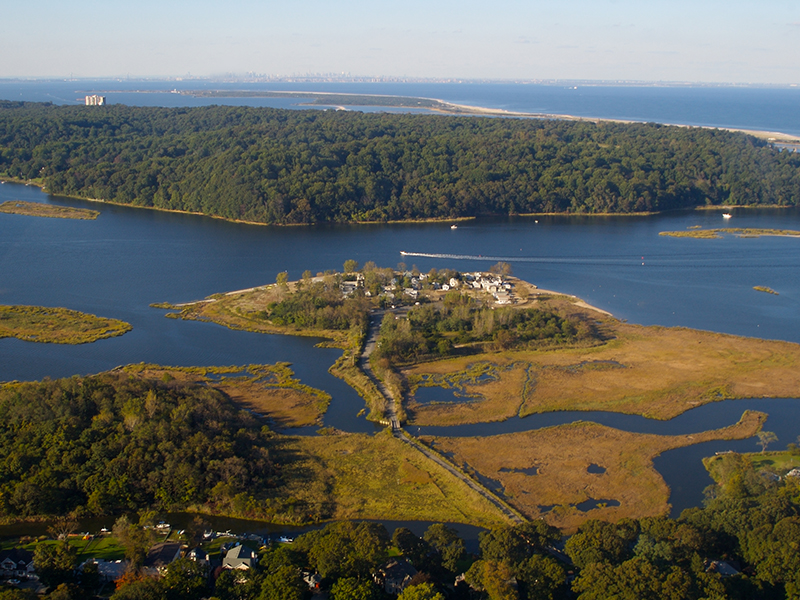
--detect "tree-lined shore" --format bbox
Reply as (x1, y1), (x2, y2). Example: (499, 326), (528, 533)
(2, 101), (799, 225)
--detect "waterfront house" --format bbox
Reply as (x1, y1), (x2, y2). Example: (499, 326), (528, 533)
(0, 549), (35, 579)
(143, 543), (182, 575)
(82, 558), (127, 582)
(187, 547), (209, 565)
(222, 545), (258, 570)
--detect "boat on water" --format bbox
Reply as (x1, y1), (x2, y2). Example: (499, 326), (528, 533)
(451, 224), (458, 229)
(723, 213), (732, 219)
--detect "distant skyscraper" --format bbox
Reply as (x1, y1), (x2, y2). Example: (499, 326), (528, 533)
(84, 95), (106, 106)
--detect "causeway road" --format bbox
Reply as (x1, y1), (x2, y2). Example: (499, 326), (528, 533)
(359, 309), (525, 525)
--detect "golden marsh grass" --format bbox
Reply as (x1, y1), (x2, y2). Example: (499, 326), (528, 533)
(0, 200), (99, 219)
(0, 305), (131, 344)
(404, 322), (800, 424)
(426, 411), (764, 531)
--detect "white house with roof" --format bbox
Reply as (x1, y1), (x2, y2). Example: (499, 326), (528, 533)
(82, 558), (127, 582)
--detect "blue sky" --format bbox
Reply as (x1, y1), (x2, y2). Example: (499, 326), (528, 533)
(2, 0), (798, 83)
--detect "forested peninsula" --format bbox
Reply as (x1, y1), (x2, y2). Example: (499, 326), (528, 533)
(2, 101), (800, 224)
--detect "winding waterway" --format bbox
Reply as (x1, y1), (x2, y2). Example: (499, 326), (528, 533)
(2, 181), (800, 519)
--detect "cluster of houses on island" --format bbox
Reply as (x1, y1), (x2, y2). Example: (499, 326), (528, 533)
(341, 270), (519, 305)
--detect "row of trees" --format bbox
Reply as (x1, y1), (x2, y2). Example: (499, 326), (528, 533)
(2, 101), (799, 224)
(110, 520), (558, 600)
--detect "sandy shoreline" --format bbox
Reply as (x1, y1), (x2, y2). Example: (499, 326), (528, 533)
(431, 99), (800, 143)
(162, 88), (800, 143)
(528, 286), (614, 317)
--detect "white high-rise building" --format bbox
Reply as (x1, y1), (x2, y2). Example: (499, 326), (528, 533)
(84, 95), (106, 106)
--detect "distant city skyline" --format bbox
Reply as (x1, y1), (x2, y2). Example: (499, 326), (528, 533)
(2, 0), (798, 84)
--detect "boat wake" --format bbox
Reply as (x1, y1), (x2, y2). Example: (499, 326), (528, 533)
(399, 250), (635, 265)
(398, 250), (797, 269)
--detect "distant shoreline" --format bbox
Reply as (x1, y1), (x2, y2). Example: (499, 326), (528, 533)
(164, 89), (800, 144)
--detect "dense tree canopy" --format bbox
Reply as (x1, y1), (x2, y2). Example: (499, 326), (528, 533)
(2, 101), (798, 224)
(292, 521), (390, 580)
(265, 277), (371, 330)
(376, 291), (596, 365)
(0, 372), (276, 519)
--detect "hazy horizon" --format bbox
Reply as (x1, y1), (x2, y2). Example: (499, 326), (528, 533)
(2, 0), (798, 85)
(2, 75), (799, 89)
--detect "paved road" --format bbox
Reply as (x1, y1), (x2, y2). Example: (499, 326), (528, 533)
(359, 309), (524, 524)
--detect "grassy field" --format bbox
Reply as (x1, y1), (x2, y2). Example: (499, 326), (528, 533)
(0, 305), (132, 345)
(660, 227), (800, 239)
(266, 430), (511, 528)
(403, 314), (800, 425)
(154, 281), (341, 341)
(425, 411), (764, 532)
(0, 200), (99, 220)
(704, 449), (800, 484)
(123, 363), (331, 428)
(1, 535), (126, 562)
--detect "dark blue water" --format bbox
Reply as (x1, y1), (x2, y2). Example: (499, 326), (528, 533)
(2, 179), (800, 515)
(2, 79), (799, 137)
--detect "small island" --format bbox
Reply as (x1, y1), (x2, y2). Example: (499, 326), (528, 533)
(754, 286), (779, 295)
(660, 227), (800, 239)
(0, 200), (99, 220)
(0, 305), (131, 344)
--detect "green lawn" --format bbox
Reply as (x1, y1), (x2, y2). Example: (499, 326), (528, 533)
(0, 535), (126, 561)
(750, 451), (800, 473)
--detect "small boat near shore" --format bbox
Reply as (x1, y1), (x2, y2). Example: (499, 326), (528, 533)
(723, 213), (732, 219)
(450, 224), (458, 229)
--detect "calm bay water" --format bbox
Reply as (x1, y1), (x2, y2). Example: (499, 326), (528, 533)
(2, 181), (800, 517)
